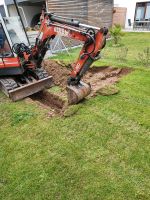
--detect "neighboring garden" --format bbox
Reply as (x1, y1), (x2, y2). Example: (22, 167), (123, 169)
(0, 32), (150, 200)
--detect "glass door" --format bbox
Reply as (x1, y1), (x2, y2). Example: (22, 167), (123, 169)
(135, 6), (145, 21)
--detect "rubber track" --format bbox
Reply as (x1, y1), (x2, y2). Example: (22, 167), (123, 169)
(0, 78), (18, 91)
(34, 68), (49, 80)
(0, 68), (49, 93)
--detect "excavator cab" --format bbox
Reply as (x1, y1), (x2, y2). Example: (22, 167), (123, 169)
(0, 21), (12, 58)
(0, 14), (53, 101)
(3, 16), (29, 46)
(0, 15), (29, 56)
(0, 15), (24, 76)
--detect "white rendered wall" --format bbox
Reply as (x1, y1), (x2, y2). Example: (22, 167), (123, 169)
(114, 0), (150, 28)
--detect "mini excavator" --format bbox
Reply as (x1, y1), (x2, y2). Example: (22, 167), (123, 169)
(0, 3), (108, 104)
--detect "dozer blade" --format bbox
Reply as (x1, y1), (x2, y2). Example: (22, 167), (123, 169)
(67, 81), (91, 105)
(4, 76), (53, 101)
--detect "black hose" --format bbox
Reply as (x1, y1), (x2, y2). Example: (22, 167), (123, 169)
(82, 28), (96, 56)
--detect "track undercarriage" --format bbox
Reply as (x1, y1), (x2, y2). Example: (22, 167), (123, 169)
(0, 68), (53, 101)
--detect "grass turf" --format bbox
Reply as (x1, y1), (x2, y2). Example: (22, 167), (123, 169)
(0, 32), (150, 200)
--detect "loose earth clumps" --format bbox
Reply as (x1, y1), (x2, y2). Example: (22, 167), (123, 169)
(28, 60), (132, 117)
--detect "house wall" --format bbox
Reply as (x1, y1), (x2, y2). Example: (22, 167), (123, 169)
(46, 0), (113, 28)
(113, 7), (127, 28)
(114, 0), (150, 28)
(88, 0), (113, 28)
(46, 0), (88, 23)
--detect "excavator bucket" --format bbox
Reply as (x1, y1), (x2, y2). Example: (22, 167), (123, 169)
(0, 76), (53, 101)
(67, 81), (91, 105)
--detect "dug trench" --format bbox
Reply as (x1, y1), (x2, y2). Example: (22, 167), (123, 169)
(29, 60), (132, 117)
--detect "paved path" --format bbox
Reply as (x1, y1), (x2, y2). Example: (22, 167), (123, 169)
(123, 29), (150, 32)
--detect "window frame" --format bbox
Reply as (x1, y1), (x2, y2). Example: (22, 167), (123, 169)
(134, 1), (150, 21)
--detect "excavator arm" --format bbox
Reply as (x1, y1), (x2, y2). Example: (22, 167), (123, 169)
(27, 13), (108, 104)
(12, 13), (108, 104)
(32, 13), (108, 85)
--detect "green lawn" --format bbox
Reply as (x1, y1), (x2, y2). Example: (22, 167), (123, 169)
(0, 32), (150, 200)
(53, 32), (150, 69)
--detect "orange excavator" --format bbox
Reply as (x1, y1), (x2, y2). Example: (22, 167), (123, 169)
(0, 4), (108, 104)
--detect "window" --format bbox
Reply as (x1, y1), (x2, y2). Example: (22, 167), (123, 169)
(145, 3), (150, 20)
(3, 17), (29, 46)
(136, 6), (145, 20)
(135, 2), (150, 21)
(0, 23), (12, 57)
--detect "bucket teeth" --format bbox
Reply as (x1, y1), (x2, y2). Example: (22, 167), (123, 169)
(67, 81), (91, 105)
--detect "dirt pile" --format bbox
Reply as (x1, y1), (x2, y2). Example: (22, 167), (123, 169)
(44, 60), (70, 88)
(44, 60), (131, 97)
(29, 60), (132, 117)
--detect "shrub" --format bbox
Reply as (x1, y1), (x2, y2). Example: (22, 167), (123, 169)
(110, 24), (124, 46)
(138, 47), (150, 67)
(116, 47), (128, 61)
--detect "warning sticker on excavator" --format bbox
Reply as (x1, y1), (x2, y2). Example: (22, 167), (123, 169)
(54, 27), (69, 37)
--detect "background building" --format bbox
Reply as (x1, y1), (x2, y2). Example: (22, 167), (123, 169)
(46, 0), (114, 28)
(2, 0), (114, 28)
(113, 0), (150, 29)
(5, 0), (45, 27)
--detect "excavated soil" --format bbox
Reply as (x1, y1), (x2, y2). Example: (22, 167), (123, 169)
(29, 60), (132, 117)
(31, 91), (65, 111)
(44, 60), (70, 88)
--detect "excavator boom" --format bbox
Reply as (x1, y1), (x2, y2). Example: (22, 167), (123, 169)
(31, 13), (107, 104)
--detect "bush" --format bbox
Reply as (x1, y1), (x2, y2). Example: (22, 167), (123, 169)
(116, 47), (128, 61)
(138, 47), (150, 67)
(110, 24), (124, 46)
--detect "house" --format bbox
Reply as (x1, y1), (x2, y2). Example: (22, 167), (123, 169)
(113, 0), (150, 29)
(46, 0), (114, 28)
(4, 0), (45, 27)
(3, 0), (114, 28)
